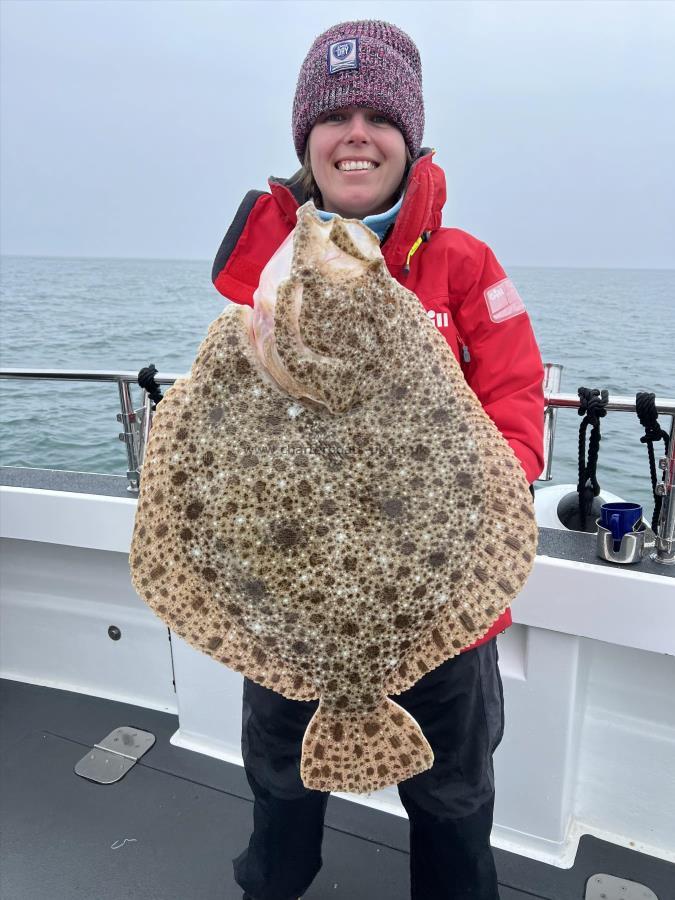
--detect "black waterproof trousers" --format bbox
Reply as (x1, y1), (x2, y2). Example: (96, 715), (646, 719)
(232, 637), (504, 900)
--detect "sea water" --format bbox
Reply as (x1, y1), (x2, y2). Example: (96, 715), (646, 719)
(0, 255), (672, 522)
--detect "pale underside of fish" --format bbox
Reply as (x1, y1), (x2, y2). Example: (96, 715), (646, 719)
(129, 200), (539, 795)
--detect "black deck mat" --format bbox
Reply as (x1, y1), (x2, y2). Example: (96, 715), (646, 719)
(1, 678), (672, 899)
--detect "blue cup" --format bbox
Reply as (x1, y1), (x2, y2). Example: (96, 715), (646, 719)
(600, 502), (643, 549)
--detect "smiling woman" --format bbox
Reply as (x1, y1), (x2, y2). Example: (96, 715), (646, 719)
(213, 17), (546, 900)
(300, 106), (413, 218)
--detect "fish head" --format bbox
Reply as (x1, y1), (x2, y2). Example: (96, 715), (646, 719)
(263, 201), (404, 412)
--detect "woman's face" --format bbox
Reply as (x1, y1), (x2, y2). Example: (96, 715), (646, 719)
(308, 105), (408, 218)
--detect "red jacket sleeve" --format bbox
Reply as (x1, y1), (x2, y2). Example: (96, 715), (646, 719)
(451, 241), (545, 484)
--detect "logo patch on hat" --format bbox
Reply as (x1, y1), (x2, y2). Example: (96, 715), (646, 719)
(327, 38), (360, 74)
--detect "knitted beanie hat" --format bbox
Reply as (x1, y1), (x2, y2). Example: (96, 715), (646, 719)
(292, 20), (424, 164)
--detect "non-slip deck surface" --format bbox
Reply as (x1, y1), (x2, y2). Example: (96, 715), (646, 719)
(1, 678), (673, 900)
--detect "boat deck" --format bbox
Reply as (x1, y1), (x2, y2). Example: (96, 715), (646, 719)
(2, 677), (673, 900)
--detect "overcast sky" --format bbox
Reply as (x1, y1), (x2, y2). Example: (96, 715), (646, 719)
(1, 0), (673, 268)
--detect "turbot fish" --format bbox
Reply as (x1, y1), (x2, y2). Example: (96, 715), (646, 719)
(129, 200), (539, 794)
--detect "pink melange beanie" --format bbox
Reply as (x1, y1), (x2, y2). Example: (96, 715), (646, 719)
(291, 20), (425, 165)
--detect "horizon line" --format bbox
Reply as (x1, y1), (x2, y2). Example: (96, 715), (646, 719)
(1, 252), (674, 273)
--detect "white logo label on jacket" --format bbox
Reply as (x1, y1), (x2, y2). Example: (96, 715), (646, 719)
(484, 278), (526, 323)
(426, 309), (449, 329)
(327, 38), (360, 74)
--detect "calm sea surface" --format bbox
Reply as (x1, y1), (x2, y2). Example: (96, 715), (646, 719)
(1, 256), (672, 521)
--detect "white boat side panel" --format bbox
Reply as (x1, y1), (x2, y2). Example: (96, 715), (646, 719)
(0, 486), (136, 553)
(168, 631), (253, 767)
(574, 638), (675, 864)
(513, 555), (675, 656)
(3, 485), (672, 656)
(0, 538), (177, 714)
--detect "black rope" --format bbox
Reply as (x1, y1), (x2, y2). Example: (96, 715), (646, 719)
(636, 391), (670, 535)
(576, 387), (608, 530)
(137, 364), (164, 407)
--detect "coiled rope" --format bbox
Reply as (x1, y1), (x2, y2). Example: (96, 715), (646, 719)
(137, 364), (164, 408)
(576, 387), (609, 530)
(636, 391), (670, 536)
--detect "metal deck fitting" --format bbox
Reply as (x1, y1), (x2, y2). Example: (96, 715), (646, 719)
(585, 873), (658, 900)
(74, 726), (155, 784)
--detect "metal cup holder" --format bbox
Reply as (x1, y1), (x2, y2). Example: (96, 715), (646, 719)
(595, 519), (646, 564)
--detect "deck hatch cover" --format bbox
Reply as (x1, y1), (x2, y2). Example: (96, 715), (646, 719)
(74, 726), (156, 784)
(585, 873), (658, 900)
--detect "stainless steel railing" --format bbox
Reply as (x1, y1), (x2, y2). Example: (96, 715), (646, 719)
(1, 366), (673, 562)
(0, 368), (171, 492)
(541, 363), (675, 563)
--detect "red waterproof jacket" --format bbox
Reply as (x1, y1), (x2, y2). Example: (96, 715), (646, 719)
(212, 147), (545, 653)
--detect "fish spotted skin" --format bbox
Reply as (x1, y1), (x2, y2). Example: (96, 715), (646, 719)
(129, 201), (538, 794)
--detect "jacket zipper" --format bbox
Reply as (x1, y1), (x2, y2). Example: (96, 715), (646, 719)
(402, 230), (432, 276)
(458, 337), (471, 365)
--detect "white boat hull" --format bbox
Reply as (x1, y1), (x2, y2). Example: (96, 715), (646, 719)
(1, 477), (673, 869)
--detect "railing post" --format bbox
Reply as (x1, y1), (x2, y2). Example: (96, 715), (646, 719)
(116, 377), (141, 493)
(541, 363), (563, 482)
(139, 391), (154, 471)
(651, 413), (675, 565)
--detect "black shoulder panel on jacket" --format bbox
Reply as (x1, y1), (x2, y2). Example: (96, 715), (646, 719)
(211, 189), (266, 285)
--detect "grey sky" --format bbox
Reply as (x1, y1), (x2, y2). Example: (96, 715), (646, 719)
(1, 0), (673, 268)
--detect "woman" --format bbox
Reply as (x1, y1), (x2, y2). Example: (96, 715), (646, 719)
(211, 20), (545, 900)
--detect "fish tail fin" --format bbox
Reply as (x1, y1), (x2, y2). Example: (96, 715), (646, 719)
(300, 697), (434, 794)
